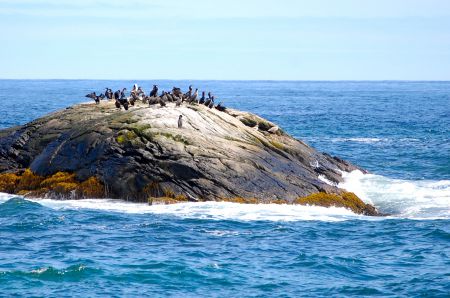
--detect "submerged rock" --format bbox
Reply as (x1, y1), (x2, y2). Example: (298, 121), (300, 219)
(0, 101), (377, 215)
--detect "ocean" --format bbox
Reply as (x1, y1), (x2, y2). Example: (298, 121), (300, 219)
(0, 80), (449, 297)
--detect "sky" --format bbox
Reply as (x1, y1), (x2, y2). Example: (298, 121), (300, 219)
(1, 0), (450, 80)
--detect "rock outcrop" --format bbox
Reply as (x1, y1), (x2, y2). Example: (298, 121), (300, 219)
(0, 100), (377, 215)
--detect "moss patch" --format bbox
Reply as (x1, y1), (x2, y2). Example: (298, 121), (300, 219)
(0, 173), (20, 193)
(257, 121), (273, 131)
(270, 140), (285, 150)
(145, 183), (189, 205)
(240, 117), (257, 127)
(157, 132), (190, 145)
(0, 169), (105, 199)
(294, 192), (378, 216)
(116, 130), (138, 144)
(222, 197), (259, 204)
(128, 124), (152, 138)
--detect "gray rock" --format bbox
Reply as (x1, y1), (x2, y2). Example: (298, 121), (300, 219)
(0, 101), (367, 202)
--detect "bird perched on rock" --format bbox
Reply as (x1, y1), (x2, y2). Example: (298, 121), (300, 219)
(149, 85), (158, 97)
(199, 91), (206, 104)
(172, 87), (181, 97)
(204, 97), (212, 107)
(175, 96), (182, 107)
(215, 102), (226, 112)
(184, 85), (193, 99)
(95, 93), (105, 104)
(85, 92), (104, 104)
(178, 115), (183, 128)
(161, 91), (168, 102)
(85, 91), (96, 100)
(190, 88), (198, 104)
(114, 89), (121, 100)
(166, 92), (174, 102)
(105, 88), (113, 100)
(137, 86), (145, 96)
(120, 88), (127, 99)
(208, 98), (215, 109)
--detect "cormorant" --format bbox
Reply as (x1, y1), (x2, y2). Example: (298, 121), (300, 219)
(184, 85), (193, 98)
(208, 99), (215, 109)
(215, 102), (226, 112)
(175, 96), (182, 107)
(190, 89), (198, 104)
(204, 97), (212, 107)
(166, 92), (174, 102)
(199, 91), (206, 104)
(178, 115), (183, 128)
(149, 85), (158, 97)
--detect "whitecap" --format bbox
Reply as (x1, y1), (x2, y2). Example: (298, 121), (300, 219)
(339, 170), (450, 219)
(0, 193), (366, 222)
(332, 137), (386, 144)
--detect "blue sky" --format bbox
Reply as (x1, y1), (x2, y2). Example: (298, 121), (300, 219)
(1, 0), (450, 80)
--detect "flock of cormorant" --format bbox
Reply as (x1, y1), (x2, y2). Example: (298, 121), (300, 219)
(85, 84), (227, 112)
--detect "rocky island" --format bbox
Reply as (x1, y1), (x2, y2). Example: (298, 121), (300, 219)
(0, 100), (379, 215)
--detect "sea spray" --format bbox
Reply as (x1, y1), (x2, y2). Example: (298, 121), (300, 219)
(339, 170), (450, 219)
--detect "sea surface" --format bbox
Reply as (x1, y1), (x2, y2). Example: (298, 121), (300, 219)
(0, 80), (449, 297)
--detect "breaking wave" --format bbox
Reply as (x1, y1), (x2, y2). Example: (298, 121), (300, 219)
(339, 170), (450, 219)
(1, 170), (449, 221)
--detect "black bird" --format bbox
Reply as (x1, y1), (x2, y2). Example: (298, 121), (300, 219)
(95, 93), (105, 104)
(204, 97), (212, 107)
(161, 91), (168, 102)
(208, 99), (215, 109)
(137, 87), (145, 96)
(215, 102), (226, 112)
(149, 85), (158, 97)
(175, 96), (182, 107)
(120, 88), (127, 99)
(166, 92), (174, 102)
(130, 93), (139, 106)
(178, 115), (183, 128)
(104, 88), (113, 100)
(199, 91), (206, 104)
(190, 88), (198, 104)
(207, 92), (212, 99)
(85, 92), (96, 99)
(184, 85), (193, 98)
(114, 90), (121, 100)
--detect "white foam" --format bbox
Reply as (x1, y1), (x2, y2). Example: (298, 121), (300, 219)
(2, 170), (449, 221)
(332, 137), (386, 144)
(318, 175), (337, 186)
(0, 193), (368, 222)
(339, 170), (450, 219)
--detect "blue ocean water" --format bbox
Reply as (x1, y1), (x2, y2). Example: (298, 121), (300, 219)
(0, 80), (449, 297)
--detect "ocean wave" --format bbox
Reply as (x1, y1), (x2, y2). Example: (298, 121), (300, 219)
(331, 137), (387, 144)
(0, 194), (368, 222)
(0, 264), (99, 281)
(339, 170), (450, 219)
(327, 137), (422, 144)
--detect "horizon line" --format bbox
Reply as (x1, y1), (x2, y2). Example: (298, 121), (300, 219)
(1, 78), (450, 82)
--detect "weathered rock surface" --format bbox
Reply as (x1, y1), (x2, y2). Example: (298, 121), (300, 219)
(0, 100), (368, 204)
